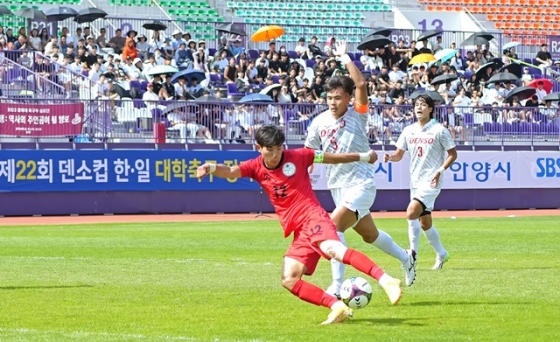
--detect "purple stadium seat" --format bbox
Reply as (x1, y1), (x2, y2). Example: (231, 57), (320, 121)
(133, 99), (146, 108)
(152, 108), (164, 122)
(139, 81), (148, 91)
(271, 75), (280, 84)
(247, 49), (259, 60)
(355, 52), (363, 61)
(353, 60), (363, 70)
(348, 52), (355, 61)
(209, 48), (216, 56)
(306, 59), (316, 68)
(464, 113), (474, 126)
(287, 50), (298, 59)
(209, 73), (221, 85)
(130, 80), (141, 90)
(227, 83), (244, 97)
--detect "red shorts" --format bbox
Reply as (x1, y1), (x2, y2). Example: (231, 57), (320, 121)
(285, 210), (341, 276)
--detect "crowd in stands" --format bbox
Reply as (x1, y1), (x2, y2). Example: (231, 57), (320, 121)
(0, 24), (559, 144)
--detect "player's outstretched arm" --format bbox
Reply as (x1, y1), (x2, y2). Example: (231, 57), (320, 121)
(197, 163), (242, 180)
(332, 40), (368, 109)
(383, 149), (405, 163)
(430, 147), (458, 188)
(317, 150), (378, 164)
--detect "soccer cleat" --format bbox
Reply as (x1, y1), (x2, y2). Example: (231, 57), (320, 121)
(401, 249), (417, 286)
(432, 252), (450, 270)
(325, 284), (341, 300)
(321, 306), (354, 325)
(381, 277), (402, 305)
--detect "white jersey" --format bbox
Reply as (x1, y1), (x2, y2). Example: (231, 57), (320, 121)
(305, 107), (376, 189)
(396, 120), (456, 190)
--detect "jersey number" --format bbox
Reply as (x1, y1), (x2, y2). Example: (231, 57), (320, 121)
(329, 136), (338, 150)
(273, 185), (288, 198)
(417, 146), (423, 157)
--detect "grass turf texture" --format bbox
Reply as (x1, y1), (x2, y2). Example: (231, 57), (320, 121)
(0, 217), (558, 342)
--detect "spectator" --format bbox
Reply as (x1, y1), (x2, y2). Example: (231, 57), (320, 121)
(521, 67), (533, 86)
(535, 43), (552, 69)
(97, 28), (107, 48)
(108, 29), (126, 53)
(535, 81), (548, 103)
(171, 30), (184, 49)
(149, 30), (164, 53)
(136, 35), (150, 59)
(122, 38), (138, 62)
(223, 57), (237, 83)
(174, 42), (190, 68)
(142, 83), (160, 109)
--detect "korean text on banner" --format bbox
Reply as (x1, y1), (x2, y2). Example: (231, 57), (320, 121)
(0, 103), (84, 137)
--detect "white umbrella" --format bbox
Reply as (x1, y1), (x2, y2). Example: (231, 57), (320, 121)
(147, 65), (179, 76)
(260, 83), (281, 96)
(502, 42), (521, 50)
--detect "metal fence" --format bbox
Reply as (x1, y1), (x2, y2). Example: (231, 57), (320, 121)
(0, 98), (558, 147)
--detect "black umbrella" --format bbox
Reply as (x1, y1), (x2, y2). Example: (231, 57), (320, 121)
(109, 83), (130, 98)
(486, 72), (520, 84)
(504, 86), (536, 103)
(143, 21), (167, 31)
(416, 29), (443, 42)
(410, 89), (445, 103)
(475, 62), (497, 81)
(461, 36), (490, 47)
(365, 27), (392, 37)
(357, 35), (392, 51)
(465, 32), (494, 42)
(216, 23), (246, 37)
(431, 74), (458, 86)
(15, 8), (46, 20)
(46, 7), (78, 21)
(498, 63), (523, 78)
(543, 93), (560, 101)
(0, 6), (13, 16)
(74, 8), (108, 24)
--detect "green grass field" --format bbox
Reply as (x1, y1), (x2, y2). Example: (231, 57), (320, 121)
(0, 216), (559, 342)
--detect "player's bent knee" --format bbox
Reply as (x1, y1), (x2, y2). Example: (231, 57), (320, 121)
(319, 240), (348, 262)
(280, 274), (299, 291)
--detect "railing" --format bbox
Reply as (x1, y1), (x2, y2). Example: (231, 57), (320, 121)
(0, 54), (66, 99)
(0, 99), (558, 148)
(54, 16), (558, 60)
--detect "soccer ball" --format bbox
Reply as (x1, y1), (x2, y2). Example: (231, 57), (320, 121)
(340, 276), (373, 309)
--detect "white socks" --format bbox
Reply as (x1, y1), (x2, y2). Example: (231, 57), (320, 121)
(408, 219), (421, 252)
(423, 226), (447, 257)
(372, 230), (409, 264)
(330, 231), (347, 290)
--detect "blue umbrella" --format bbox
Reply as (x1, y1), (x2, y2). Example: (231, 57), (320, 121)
(239, 93), (274, 103)
(502, 41), (521, 51)
(434, 48), (456, 63)
(170, 69), (206, 86)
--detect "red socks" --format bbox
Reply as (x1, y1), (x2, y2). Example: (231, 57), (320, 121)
(342, 248), (385, 281)
(290, 279), (339, 308)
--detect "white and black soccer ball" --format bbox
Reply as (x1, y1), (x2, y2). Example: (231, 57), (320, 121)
(340, 276), (373, 309)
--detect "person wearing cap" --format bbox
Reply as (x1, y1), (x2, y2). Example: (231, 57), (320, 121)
(136, 34), (150, 59)
(122, 37), (138, 63)
(163, 37), (174, 59)
(171, 29), (184, 50)
(295, 37), (307, 59)
(142, 82), (160, 110)
(108, 29), (126, 54)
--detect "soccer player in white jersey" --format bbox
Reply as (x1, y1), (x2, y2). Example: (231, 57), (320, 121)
(305, 41), (417, 297)
(383, 94), (458, 269)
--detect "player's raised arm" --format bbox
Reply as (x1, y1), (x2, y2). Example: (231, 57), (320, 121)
(315, 150), (378, 164)
(197, 163), (242, 180)
(333, 40), (368, 112)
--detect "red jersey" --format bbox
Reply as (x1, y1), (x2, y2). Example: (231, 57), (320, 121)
(239, 148), (326, 237)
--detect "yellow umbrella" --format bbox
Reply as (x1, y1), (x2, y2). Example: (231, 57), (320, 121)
(251, 25), (285, 42)
(408, 53), (436, 65)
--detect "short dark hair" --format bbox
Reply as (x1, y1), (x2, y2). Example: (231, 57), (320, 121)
(413, 94), (435, 119)
(323, 75), (355, 96)
(255, 125), (285, 148)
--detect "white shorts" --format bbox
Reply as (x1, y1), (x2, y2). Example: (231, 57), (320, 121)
(331, 184), (376, 222)
(410, 188), (441, 214)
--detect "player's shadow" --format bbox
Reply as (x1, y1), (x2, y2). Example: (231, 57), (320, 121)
(348, 317), (427, 326)
(405, 301), (531, 307)
(0, 285), (93, 290)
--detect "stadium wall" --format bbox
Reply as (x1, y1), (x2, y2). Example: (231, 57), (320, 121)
(1, 189), (560, 216)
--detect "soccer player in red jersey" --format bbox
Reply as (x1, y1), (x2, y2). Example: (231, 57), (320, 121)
(197, 125), (402, 325)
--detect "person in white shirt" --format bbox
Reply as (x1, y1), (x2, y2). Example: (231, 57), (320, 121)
(388, 64), (405, 84)
(88, 62), (102, 83)
(167, 111), (188, 140)
(142, 83), (160, 110)
(535, 81), (548, 103)
(521, 67), (533, 86)
(305, 41), (414, 298)
(384, 94), (458, 270)
(366, 107), (383, 143)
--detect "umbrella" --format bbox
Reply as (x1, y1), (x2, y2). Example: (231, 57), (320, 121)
(357, 35), (392, 51)
(195, 95), (223, 103)
(528, 79), (553, 93)
(0, 6), (13, 16)
(504, 86), (536, 102)
(216, 22), (247, 37)
(486, 72), (520, 84)
(239, 93), (274, 103)
(430, 74), (458, 86)
(15, 8), (46, 20)
(170, 69), (206, 86)
(251, 25), (285, 42)
(162, 101), (195, 115)
(503, 41), (521, 50)
(146, 65), (178, 76)
(74, 8), (108, 24)
(143, 21), (167, 31)
(466, 32), (494, 41)
(416, 29), (443, 42)
(410, 89), (444, 103)
(543, 93), (560, 102)
(365, 27), (392, 37)
(409, 53), (436, 65)
(475, 62), (497, 81)
(46, 7), (78, 21)
(434, 48), (456, 63)
(260, 84), (281, 96)
(498, 63), (522, 78)
(461, 36), (490, 47)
